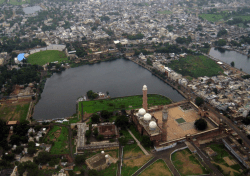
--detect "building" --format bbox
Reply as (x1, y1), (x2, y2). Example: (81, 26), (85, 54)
(131, 85), (223, 150)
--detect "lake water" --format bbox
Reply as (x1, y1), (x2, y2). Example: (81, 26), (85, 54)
(33, 59), (184, 120)
(209, 47), (250, 74)
(23, 6), (41, 14)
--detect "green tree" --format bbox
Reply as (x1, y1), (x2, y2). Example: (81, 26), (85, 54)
(231, 61), (235, 67)
(141, 136), (153, 148)
(194, 118), (207, 130)
(75, 155), (85, 165)
(115, 115), (129, 129)
(118, 137), (128, 146)
(91, 114), (100, 124)
(195, 97), (204, 106)
(100, 110), (112, 119)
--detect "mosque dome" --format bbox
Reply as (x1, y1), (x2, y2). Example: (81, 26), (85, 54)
(138, 108), (146, 116)
(143, 85), (147, 90)
(149, 121), (157, 130)
(144, 113), (152, 121)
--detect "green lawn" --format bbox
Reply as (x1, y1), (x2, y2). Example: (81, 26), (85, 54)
(99, 163), (117, 176)
(79, 94), (171, 114)
(199, 14), (224, 22)
(157, 10), (172, 14)
(9, 0), (30, 5)
(46, 126), (69, 154)
(0, 0), (5, 4)
(0, 103), (30, 122)
(208, 143), (242, 175)
(176, 118), (186, 124)
(27, 50), (68, 66)
(168, 54), (223, 78)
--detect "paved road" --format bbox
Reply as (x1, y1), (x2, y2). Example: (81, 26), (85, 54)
(117, 144), (123, 176)
(190, 141), (224, 176)
(132, 143), (187, 176)
(206, 103), (250, 149)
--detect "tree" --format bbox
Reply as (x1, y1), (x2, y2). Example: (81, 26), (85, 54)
(100, 110), (112, 119)
(75, 155), (85, 165)
(194, 118), (207, 130)
(115, 116), (129, 129)
(118, 137), (128, 146)
(34, 152), (51, 165)
(28, 147), (37, 156)
(195, 97), (204, 106)
(91, 114), (100, 124)
(85, 130), (91, 138)
(141, 136), (153, 148)
(97, 135), (104, 141)
(88, 169), (99, 176)
(87, 90), (98, 100)
(231, 61), (235, 67)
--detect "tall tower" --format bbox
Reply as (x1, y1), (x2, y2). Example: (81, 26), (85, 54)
(142, 85), (148, 111)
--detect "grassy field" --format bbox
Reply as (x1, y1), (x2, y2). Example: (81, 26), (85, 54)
(199, 14), (224, 22)
(168, 55), (223, 78)
(9, 0), (30, 5)
(171, 149), (209, 176)
(46, 126), (69, 154)
(79, 94), (171, 114)
(27, 50), (68, 66)
(208, 144), (243, 176)
(0, 102), (30, 122)
(0, 0), (5, 4)
(139, 159), (172, 176)
(157, 10), (172, 14)
(122, 143), (152, 176)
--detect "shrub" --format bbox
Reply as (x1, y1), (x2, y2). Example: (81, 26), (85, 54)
(194, 118), (207, 130)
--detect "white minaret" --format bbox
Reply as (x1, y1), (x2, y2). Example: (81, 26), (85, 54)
(142, 85), (148, 111)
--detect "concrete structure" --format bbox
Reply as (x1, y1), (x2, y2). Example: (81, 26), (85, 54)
(142, 85), (148, 111)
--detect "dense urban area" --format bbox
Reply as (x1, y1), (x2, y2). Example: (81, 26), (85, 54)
(2, 0), (250, 176)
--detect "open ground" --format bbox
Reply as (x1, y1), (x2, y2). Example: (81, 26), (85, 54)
(122, 143), (152, 176)
(139, 159), (172, 176)
(0, 102), (30, 122)
(171, 148), (209, 176)
(27, 50), (68, 66)
(207, 144), (243, 176)
(168, 54), (223, 78)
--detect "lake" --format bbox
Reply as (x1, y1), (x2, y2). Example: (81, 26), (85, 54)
(209, 47), (250, 74)
(33, 59), (184, 120)
(23, 6), (41, 14)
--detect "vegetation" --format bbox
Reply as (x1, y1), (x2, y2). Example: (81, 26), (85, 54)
(46, 126), (69, 154)
(168, 55), (223, 78)
(0, 64), (42, 95)
(195, 97), (204, 106)
(87, 90), (99, 100)
(157, 10), (172, 14)
(217, 28), (228, 37)
(79, 94), (171, 114)
(209, 144), (243, 175)
(172, 149), (209, 176)
(175, 36), (192, 45)
(231, 61), (235, 67)
(0, 103), (30, 122)
(194, 118), (207, 131)
(27, 50), (68, 66)
(215, 39), (227, 46)
(139, 159), (172, 176)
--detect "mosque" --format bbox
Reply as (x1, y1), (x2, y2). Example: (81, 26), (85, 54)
(131, 85), (223, 150)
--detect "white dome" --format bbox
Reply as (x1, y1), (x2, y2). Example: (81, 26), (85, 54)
(101, 151), (105, 154)
(144, 113), (152, 121)
(149, 121), (157, 129)
(105, 155), (109, 158)
(142, 85), (147, 90)
(138, 108), (146, 116)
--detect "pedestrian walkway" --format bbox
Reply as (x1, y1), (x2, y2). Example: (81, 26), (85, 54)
(127, 129), (149, 155)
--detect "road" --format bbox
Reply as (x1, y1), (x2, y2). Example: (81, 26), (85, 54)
(206, 103), (250, 149)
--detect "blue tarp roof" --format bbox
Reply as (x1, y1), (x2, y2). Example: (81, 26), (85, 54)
(17, 53), (25, 61)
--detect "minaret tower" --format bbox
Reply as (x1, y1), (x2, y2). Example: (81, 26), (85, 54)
(142, 85), (148, 111)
